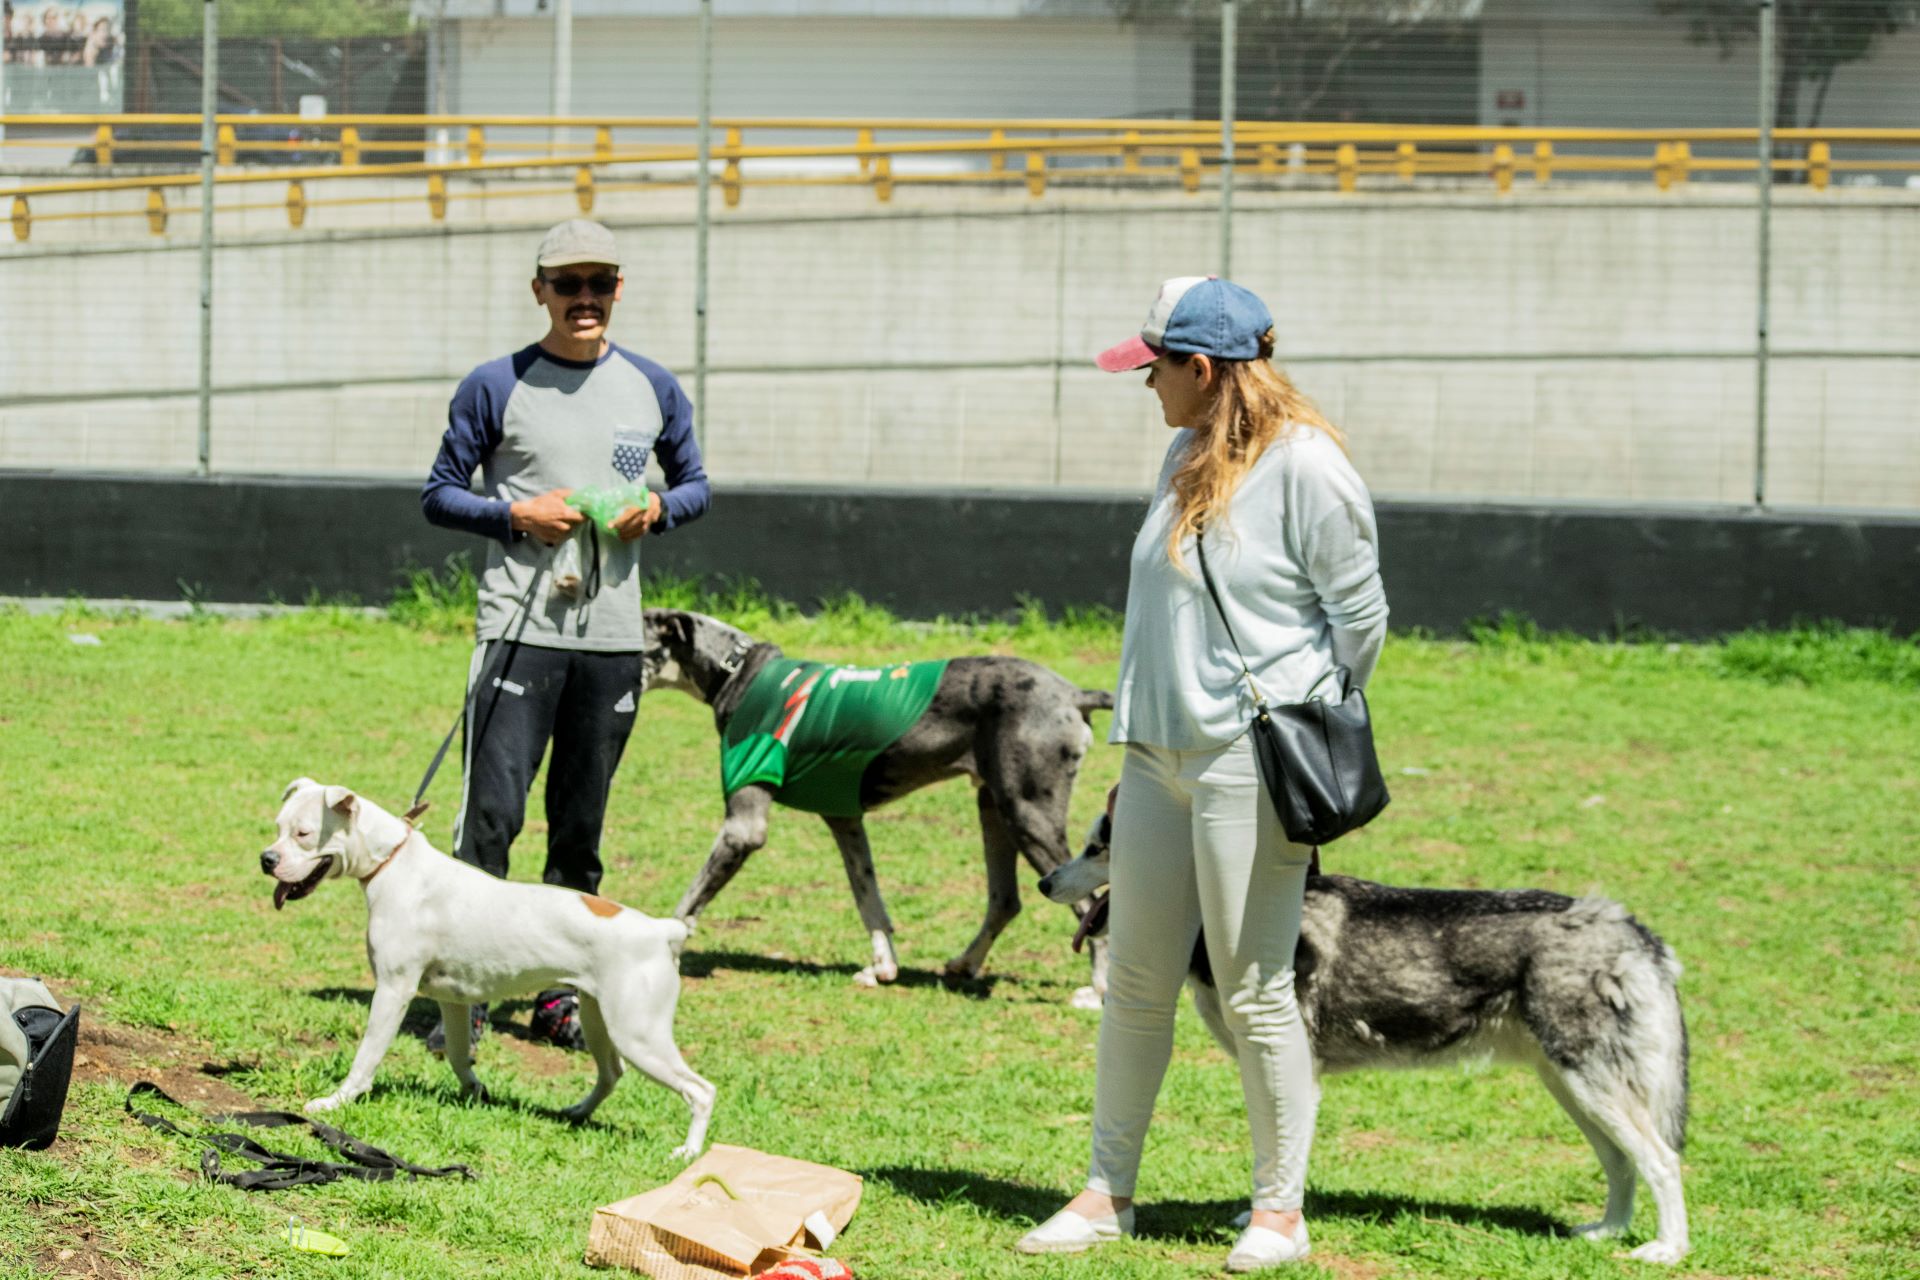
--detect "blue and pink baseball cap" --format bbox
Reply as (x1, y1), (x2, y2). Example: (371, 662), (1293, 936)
(1096, 275), (1274, 372)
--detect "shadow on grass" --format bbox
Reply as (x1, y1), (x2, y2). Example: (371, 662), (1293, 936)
(307, 985), (443, 1039)
(358, 1074), (603, 1129)
(679, 948), (1009, 998)
(289, 1001), (616, 1129)
(864, 1165), (1569, 1241)
(306, 987), (565, 1047)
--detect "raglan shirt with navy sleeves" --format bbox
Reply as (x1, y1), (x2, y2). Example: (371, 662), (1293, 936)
(421, 342), (710, 652)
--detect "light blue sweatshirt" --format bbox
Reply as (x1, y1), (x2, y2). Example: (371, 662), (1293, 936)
(1111, 426), (1389, 750)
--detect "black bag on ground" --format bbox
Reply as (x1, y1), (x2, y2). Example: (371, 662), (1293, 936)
(0, 978), (81, 1152)
(1197, 536), (1389, 847)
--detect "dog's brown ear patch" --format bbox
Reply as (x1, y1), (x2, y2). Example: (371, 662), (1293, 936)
(579, 893), (624, 919)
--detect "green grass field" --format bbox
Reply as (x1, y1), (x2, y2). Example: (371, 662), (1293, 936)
(1, 589), (1916, 1279)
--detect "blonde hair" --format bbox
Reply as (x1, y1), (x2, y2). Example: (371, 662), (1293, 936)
(1164, 328), (1346, 573)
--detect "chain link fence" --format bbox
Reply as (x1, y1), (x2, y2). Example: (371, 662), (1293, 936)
(1, 0), (1915, 510)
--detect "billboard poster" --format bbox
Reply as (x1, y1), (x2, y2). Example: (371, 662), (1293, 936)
(2, 0), (127, 112)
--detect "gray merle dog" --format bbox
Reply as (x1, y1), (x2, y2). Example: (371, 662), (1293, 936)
(1041, 812), (1691, 1265)
(642, 608), (1111, 992)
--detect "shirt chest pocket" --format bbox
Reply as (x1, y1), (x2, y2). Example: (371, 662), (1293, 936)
(611, 427), (658, 482)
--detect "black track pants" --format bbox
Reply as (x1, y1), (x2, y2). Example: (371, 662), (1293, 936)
(452, 641), (642, 894)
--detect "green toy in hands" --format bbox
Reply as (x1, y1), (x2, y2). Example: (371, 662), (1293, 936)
(566, 484), (652, 532)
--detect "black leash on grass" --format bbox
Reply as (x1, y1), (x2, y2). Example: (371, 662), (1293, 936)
(126, 1082), (474, 1191)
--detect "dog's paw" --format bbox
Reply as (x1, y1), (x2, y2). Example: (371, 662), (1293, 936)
(1069, 985), (1104, 1011)
(1625, 1239), (1688, 1265)
(303, 1094), (344, 1114)
(941, 956), (981, 981)
(463, 1080), (490, 1105)
(853, 961), (899, 987)
(561, 1101), (596, 1125)
(670, 1141), (701, 1161)
(1572, 1221), (1627, 1241)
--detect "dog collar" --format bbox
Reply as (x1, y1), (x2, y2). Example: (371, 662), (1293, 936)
(359, 808), (423, 886)
(717, 637), (756, 675)
(1072, 893), (1108, 953)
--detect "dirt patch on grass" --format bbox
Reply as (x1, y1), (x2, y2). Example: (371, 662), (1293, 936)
(492, 1030), (585, 1080)
(1315, 1256), (1389, 1280)
(1849, 1063), (1911, 1099)
(1339, 1129), (1405, 1153)
(0, 968), (262, 1113)
(33, 1220), (137, 1279)
(73, 1020), (259, 1114)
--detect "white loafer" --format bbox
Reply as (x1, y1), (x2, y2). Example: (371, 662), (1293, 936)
(1015, 1205), (1135, 1254)
(1225, 1217), (1310, 1271)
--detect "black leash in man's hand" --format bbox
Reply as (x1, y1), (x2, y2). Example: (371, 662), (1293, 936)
(407, 567), (545, 823)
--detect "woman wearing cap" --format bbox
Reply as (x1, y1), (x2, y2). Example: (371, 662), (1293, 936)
(1018, 277), (1387, 1271)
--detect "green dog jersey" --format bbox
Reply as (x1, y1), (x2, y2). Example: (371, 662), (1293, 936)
(720, 658), (950, 817)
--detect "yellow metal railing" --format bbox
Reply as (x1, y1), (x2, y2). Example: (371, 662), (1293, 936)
(5, 115), (1917, 242)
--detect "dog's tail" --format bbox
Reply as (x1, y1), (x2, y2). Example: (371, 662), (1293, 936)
(1074, 689), (1115, 722)
(1636, 936), (1690, 1156)
(1561, 898), (1690, 1154)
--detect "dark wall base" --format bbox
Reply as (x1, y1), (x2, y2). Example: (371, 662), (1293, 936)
(6, 472), (1915, 637)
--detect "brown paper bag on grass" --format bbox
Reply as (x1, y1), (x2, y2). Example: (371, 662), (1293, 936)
(585, 1144), (863, 1279)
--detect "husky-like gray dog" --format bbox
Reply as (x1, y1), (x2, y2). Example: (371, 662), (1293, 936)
(1041, 813), (1691, 1265)
(642, 608), (1111, 992)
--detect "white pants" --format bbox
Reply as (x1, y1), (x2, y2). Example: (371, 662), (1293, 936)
(1088, 735), (1318, 1212)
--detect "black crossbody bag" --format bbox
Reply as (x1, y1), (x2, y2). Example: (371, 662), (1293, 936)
(1196, 534), (1389, 847)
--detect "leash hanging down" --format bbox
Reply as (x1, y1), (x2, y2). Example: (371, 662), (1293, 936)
(406, 566), (547, 823)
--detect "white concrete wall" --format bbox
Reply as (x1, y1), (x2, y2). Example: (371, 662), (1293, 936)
(1480, 0), (1920, 131)
(446, 15), (1193, 123)
(2, 185), (1915, 510)
(432, 1), (1123, 16)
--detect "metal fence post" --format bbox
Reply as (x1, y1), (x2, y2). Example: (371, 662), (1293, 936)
(0, 11), (9, 150)
(1754, 0), (1774, 509)
(1219, 0), (1236, 278)
(694, 0), (713, 449)
(551, 0), (572, 156)
(431, 0), (450, 165)
(197, 0), (218, 475)
(1050, 205), (1069, 485)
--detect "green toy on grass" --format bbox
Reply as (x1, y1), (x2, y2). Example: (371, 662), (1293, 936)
(566, 484), (653, 532)
(284, 1218), (350, 1257)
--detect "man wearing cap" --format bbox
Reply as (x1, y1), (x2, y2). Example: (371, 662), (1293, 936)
(419, 218), (710, 1052)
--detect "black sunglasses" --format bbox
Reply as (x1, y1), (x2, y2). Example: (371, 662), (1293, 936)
(541, 271), (619, 298)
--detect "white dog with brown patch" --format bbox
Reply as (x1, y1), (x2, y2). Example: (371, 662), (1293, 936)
(261, 778), (714, 1157)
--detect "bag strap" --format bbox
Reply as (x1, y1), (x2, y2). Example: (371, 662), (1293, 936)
(408, 566), (545, 821)
(1195, 533), (1347, 709)
(126, 1081), (474, 1191)
(1195, 533), (1269, 710)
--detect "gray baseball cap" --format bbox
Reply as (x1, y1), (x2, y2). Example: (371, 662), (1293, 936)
(536, 219), (620, 270)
